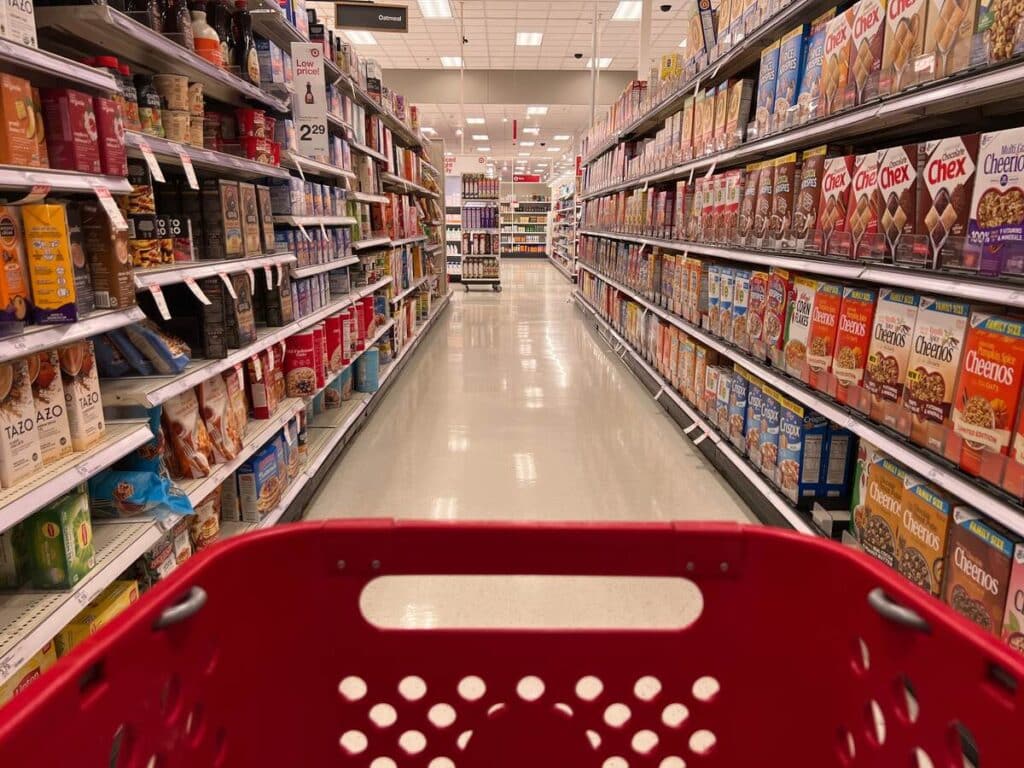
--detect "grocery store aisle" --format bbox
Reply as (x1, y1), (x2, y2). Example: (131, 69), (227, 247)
(305, 259), (753, 523)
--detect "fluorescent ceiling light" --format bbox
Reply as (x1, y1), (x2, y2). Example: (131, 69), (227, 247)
(519, 141), (535, 147)
(466, 117), (485, 124)
(471, 134), (489, 140)
(345, 30), (378, 45)
(518, 152), (530, 156)
(587, 58), (613, 69)
(526, 106), (548, 115)
(440, 56), (463, 67)
(612, 0), (643, 20)
(678, 39), (688, 47)
(522, 127), (540, 135)
(477, 146), (491, 151)
(516, 32), (543, 46)
(554, 134), (570, 140)
(546, 148), (561, 153)
(421, 127), (437, 135)
(418, 0), (452, 17)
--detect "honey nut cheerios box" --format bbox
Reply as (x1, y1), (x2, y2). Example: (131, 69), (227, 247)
(944, 507), (1016, 638)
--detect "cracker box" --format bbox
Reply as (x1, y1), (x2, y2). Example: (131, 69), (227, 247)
(849, 0), (886, 106)
(777, 397), (831, 505)
(728, 366), (751, 450)
(784, 276), (818, 381)
(759, 385), (784, 476)
(966, 128), (1024, 277)
(1003, 543), (1024, 652)
(850, 439), (884, 542)
(951, 312), (1024, 482)
(821, 8), (856, 116)
(865, 288), (921, 427)
(898, 475), (953, 597)
(807, 281), (844, 392)
(19, 486), (94, 589)
(763, 268), (792, 367)
(923, 0), (978, 80)
(833, 286), (878, 405)
(847, 151), (885, 261)
(881, 0), (928, 94)
(877, 143), (921, 262)
(745, 380), (765, 462)
(862, 455), (907, 568)
(944, 508), (1016, 637)
(0, 641), (56, 706)
(732, 269), (751, 350)
(774, 24), (807, 132)
(912, 134), (978, 270)
(903, 296), (969, 452)
(797, 10), (836, 123)
(769, 153), (799, 246)
(793, 145), (829, 251)
(755, 41), (781, 137)
(820, 154), (855, 257)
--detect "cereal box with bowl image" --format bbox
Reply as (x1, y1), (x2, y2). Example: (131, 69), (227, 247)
(902, 296), (969, 453)
(850, 439), (883, 543)
(783, 276), (818, 382)
(773, 24), (807, 133)
(745, 380), (766, 464)
(792, 145), (830, 252)
(806, 281), (843, 393)
(731, 269), (751, 350)
(965, 128), (1024, 278)
(719, 267), (736, 342)
(922, 0), (978, 81)
(848, 150), (886, 262)
(880, 0), (928, 94)
(769, 153), (799, 247)
(737, 164), (761, 245)
(796, 11), (836, 124)
(877, 143), (921, 263)
(728, 366), (751, 451)
(755, 40), (781, 138)
(821, 7), (857, 117)
(1002, 543), (1024, 654)
(746, 271), (769, 357)
(760, 385), (784, 478)
(777, 396), (830, 505)
(848, 0), (886, 107)
(897, 474), (953, 597)
(944, 507), (1017, 638)
(754, 160), (776, 247)
(974, 0), (1024, 66)
(861, 454), (907, 568)
(762, 268), (792, 367)
(864, 288), (921, 428)
(238, 441), (284, 522)
(820, 154), (855, 257)
(706, 265), (721, 336)
(953, 312), (1024, 483)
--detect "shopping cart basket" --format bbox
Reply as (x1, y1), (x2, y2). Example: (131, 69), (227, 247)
(0, 521), (1021, 767)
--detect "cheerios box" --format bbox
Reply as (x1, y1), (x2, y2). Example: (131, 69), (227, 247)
(967, 128), (1024, 278)
(861, 456), (907, 569)
(777, 396), (830, 505)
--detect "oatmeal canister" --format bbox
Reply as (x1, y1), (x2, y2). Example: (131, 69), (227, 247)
(952, 312), (1024, 483)
(284, 330), (317, 398)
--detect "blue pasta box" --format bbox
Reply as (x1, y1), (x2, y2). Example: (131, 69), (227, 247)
(755, 41), (780, 137)
(759, 385), (783, 476)
(745, 380), (765, 462)
(774, 24), (808, 133)
(777, 395), (830, 504)
(728, 368), (750, 449)
(797, 10), (835, 125)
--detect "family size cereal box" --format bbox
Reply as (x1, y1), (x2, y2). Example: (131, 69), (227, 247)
(923, 0), (977, 80)
(850, 439), (884, 542)
(862, 455), (907, 567)
(797, 10), (835, 124)
(833, 286), (878, 405)
(807, 281), (844, 392)
(748, 270), (769, 358)
(716, 371), (733, 432)
(902, 297), (969, 453)
(821, 154), (855, 257)
(951, 312), (1024, 483)
(865, 289), (921, 427)
(773, 24), (807, 132)
(760, 386), (784, 476)
(966, 128), (1024, 277)
(755, 41), (781, 136)
(1002, 543), (1024, 653)
(898, 475), (953, 597)
(746, 381), (766, 464)
(849, 0), (886, 106)
(793, 145), (829, 251)
(944, 508), (1016, 637)
(763, 268), (792, 367)
(777, 397), (830, 504)
(821, 8), (857, 116)
(783, 276), (818, 381)
(880, 0), (928, 94)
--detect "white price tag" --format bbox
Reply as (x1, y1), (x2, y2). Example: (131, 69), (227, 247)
(264, 264), (274, 289)
(184, 276), (211, 305)
(688, 168), (695, 186)
(251, 355), (263, 381)
(149, 285), (171, 320)
(289, 152), (306, 181)
(693, 77), (701, 98)
(319, 221), (329, 239)
(137, 138), (166, 183)
(179, 151), (199, 189)
(219, 272), (238, 299)
(267, 344), (275, 369)
(692, 432), (709, 446)
(276, 263), (285, 286)
(297, 222), (312, 241)
(91, 184), (128, 231)
(245, 268), (256, 296)
(704, 161), (717, 179)
(236, 365), (245, 392)
(22, 184), (50, 203)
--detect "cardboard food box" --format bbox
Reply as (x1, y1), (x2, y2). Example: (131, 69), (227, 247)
(755, 41), (781, 136)
(713, 82), (730, 154)
(797, 10), (836, 124)
(864, 288), (921, 427)
(881, 0), (928, 94)
(93, 96), (127, 177)
(821, 8), (857, 116)
(850, 439), (884, 542)
(783, 276), (818, 381)
(753, 161), (776, 246)
(256, 185), (276, 253)
(807, 281), (844, 391)
(774, 24), (807, 133)
(732, 269), (751, 349)
(898, 475), (953, 597)
(763, 268), (792, 366)
(738, 163), (762, 244)
(861, 455), (907, 567)
(833, 286), (878, 405)
(55, 580), (139, 657)
(847, 151), (885, 261)
(769, 153), (799, 245)
(877, 143), (921, 262)
(238, 182), (263, 257)
(849, 0), (887, 106)
(820, 154), (855, 257)
(81, 201), (135, 310)
(745, 381), (765, 464)
(728, 366), (751, 450)
(915, 134), (978, 271)
(725, 79), (755, 149)
(22, 203), (78, 324)
(0, 356), (42, 487)
(747, 270), (770, 355)
(966, 128), (1024, 277)
(792, 146), (827, 252)
(19, 486), (95, 589)
(944, 507), (1016, 637)
(0, 74), (40, 167)
(923, 0), (978, 80)
(41, 88), (101, 174)
(1002, 543), (1024, 652)
(0, 205), (31, 328)
(31, 349), (72, 465)
(706, 265), (721, 335)
(59, 340), (105, 452)
(226, 273), (257, 348)
(238, 442), (284, 522)
(777, 398), (831, 504)
(759, 385), (784, 476)
(719, 267), (736, 341)
(0, 641), (56, 707)
(902, 297), (969, 452)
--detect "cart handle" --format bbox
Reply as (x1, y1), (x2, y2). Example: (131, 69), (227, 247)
(153, 586), (208, 630)
(867, 587), (930, 633)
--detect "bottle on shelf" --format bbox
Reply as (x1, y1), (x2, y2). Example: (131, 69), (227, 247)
(210, 1), (235, 69)
(119, 64), (142, 133)
(162, 0), (196, 52)
(124, 0), (162, 32)
(190, 0), (223, 68)
(233, 0), (261, 85)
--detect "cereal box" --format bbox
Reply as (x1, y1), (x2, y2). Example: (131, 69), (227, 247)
(754, 160), (775, 246)
(820, 154), (855, 257)
(823, 424), (858, 499)
(966, 128), (1024, 277)
(865, 289), (921, 426)
(849, 0), (886, 106)
(846, 151), (885, 261)
(833, 286), (878, 405)
(923, 0), (978, 80)
(680, 96), (695, 160)
(763, 268), (792, 366)
(807, 281), (844, 392)
(759, 385), (784, 476)
(719, 268), (735, 342)
(821, 8), (856, 116)
(238, 441), (284, 522)
(713, 82), (729, 154)
(769, 153), (799, 246)
(902, 297), (969, 452)
(793, 145), (829, 251)
(747, 270), (769, 357)
(850, 439), (884, 542)
(915, 134), (978, 270)
(725, 79), (755, 149)
(877, 143), (921, 262)
(783, 276), (818, 381)
(797, 10), (836, 123)
(898, 475), (953, 597)
(755, 41), (781, 136)
(746, 381), (765, 463)
(738, 163), (761, 244)
(707, 265), (721, 335)
(722, 169), (744, 241)
(777, 397), (830, 504)
(716, 371), (733, 432)
(862, 455), (907, 568)
(703, 364), (721, 418)
(944, 508), (1016, 637)
(732, 269), (751, 350)
(951, 312), (1024, 482)
(975, 0), (1024, 65)
(1003, 543), (1024, 653)
(728, 366), (751, 450)
(881, 0), (928, 93)
(774, 24), (807, 132)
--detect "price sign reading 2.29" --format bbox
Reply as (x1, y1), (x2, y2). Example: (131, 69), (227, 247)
(291, 43), (329, 159)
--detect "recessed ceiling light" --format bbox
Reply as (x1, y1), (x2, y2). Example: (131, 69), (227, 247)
(421, 127), (437, 135)
(516, 32), (543, 46)
(466, 117), (485, 124)
(477, 146), (491, 151)
(554, 134), (571, 140)
(471, 134), (489, 140)
(440, 56), (463, 67)
(418, 0), (452, 18)
(612, 0), (643, 20)
(519, 141), (535, 147)
(518, 152), (530, 156)
(678, 39), (688, 47)
(546, 147), (561, 152)
(526, 106), (548, 115)
(587, 58), (613, 68)
(345, 30), (378, 45)
(522, 127), (540, 135)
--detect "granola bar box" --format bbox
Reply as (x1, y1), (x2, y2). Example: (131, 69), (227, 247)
(898, 474), (953, 597)
(864, 288), (921, 428)
(951, 312), (1024, 482)
(943, 507), (1016, 638)
(966, 128), (1024, 277)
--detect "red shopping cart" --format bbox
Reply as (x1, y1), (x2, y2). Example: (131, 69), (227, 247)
(0, 521), (1020, 767)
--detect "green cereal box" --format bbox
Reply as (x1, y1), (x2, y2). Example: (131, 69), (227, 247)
(20, 486), (95, 589)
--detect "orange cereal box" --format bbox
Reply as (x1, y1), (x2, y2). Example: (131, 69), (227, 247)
(952, 312), (1024, 483)
(833, 286), (878, 405)
(807, 281), (843, 392)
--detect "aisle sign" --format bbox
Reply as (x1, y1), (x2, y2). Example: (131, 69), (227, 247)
(291, 43), (328, 159)
(335, 2), (408, 32)
(513, 174), (541, 182)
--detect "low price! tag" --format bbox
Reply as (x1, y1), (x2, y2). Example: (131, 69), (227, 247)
(184, 276), (211, 305)
(179, 152), (199, 190)
(137, 138), (166, 183)
(219, 272), (238, 299)
(149, 285), (171, 320)
(91, 185), (128, 231)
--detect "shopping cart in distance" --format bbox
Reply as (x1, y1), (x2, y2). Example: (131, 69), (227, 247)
(0, 520), (1020, 767)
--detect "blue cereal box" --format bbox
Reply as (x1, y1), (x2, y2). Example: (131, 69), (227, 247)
(797, 10), (835, 124)
(777, 396), (830, 504)
(759, 385), (783, 476)
(728, 367), (751, 450)
(774, 24), (808, 132)
(756, 41), (780, 136)
(238, 443), (283, 522)
(716, 370), (734, 432)
(706, 264), (722, 335)
(719, 267), (735, 341)
(745, 380), (765, 462)
(731, 268), (751, 349)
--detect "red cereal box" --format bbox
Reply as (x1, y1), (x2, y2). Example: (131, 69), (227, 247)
(821, 154), (855, 257)
(763, 268), (792, 367)
(806, 281), (844, 392)
(832, 286), (878, 406)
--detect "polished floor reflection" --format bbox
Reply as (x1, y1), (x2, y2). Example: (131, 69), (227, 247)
(305, 260), (754, 524)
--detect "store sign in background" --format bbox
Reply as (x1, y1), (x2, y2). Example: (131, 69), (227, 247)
(335, 2), (409, 31)
(513, 174), (541, 182)
(291, 43), (328, 158)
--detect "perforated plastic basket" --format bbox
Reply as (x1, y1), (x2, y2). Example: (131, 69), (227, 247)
(0, 521), (1021, 767)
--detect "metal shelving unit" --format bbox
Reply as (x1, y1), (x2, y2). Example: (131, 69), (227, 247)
(461, 177), (501, 291)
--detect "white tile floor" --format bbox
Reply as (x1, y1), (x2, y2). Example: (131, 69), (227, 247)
(305, 259), (753, 525)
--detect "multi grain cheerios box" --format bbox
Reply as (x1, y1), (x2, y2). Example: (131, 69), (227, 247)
(966, 128), (1024, 278)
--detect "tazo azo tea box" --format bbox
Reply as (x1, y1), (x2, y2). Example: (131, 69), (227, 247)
(783, 276), (818, 381)
(915, 134), (978, 270)
(833, 286), (878, 405)
(944, 508), (1016, 637)
(806, 281), (843, 391)
(820, 154), (855, 257)
(30, 349), (72, 465)
(0, 357), (42, 487)
(898, 475), (953, 597)
(865, 289), (921, 427)
(846, 151), (885, 261)
(22, 203), (78, 324)
(848, 0), (886, 106)
(966, 128), (1024, 277)
(881, 0), (928, 94)
(877, 143), (920, 262)
(59, 340), (105, 452)
(821, 8), (856, 117)
(902, 297), (969, 452)
(861, 455), (907, 567)
(923, 0), (978, 81)
(951, 312), (1024, 482)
